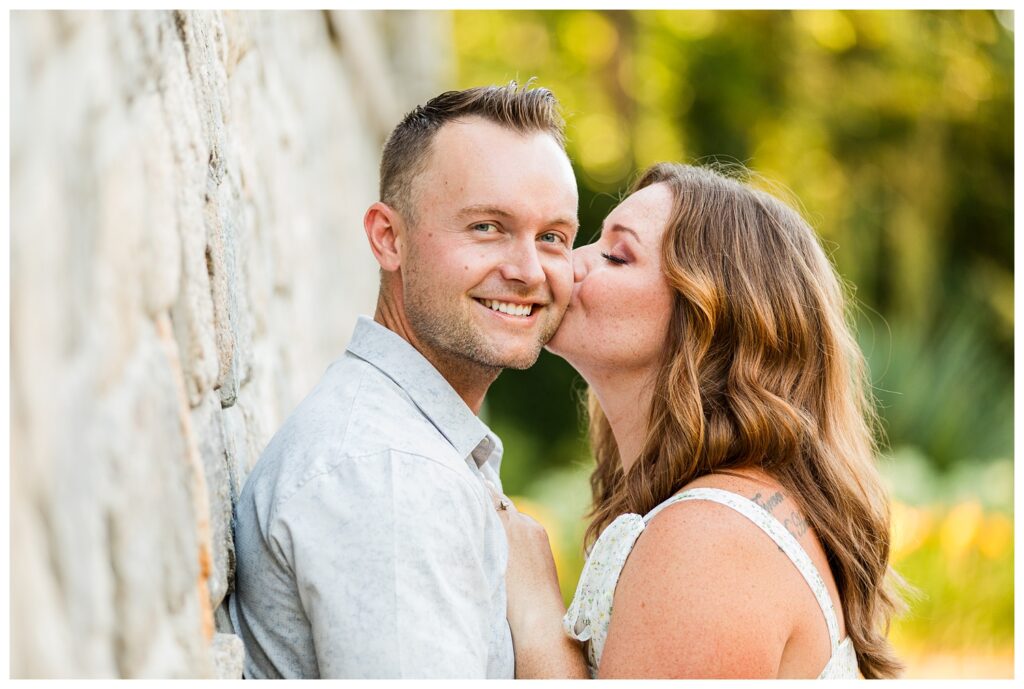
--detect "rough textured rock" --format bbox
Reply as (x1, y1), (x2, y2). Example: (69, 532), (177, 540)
(10, 9), (448, 678)
(210, 633), (246, 679)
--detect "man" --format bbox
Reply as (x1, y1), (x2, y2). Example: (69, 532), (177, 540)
(229, 83), (579, 678)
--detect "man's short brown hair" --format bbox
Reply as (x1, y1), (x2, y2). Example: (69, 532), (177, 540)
(379, 80), (567, 224)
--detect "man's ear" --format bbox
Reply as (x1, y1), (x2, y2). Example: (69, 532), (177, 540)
(363, 202), (405, 272)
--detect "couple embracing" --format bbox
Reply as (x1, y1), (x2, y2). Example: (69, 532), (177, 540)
(228, 82), (905, 679)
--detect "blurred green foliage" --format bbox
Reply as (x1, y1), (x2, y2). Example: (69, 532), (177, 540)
(455, 9), (1013, 675)
(458, 7), (1013, 490)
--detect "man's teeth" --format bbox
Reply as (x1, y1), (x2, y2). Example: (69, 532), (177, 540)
(481, 299), (534, 317)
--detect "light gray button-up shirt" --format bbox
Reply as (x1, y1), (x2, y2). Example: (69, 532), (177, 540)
(229, 316), (514, 678)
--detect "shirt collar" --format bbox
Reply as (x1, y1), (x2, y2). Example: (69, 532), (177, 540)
(346, 316), (502, 471)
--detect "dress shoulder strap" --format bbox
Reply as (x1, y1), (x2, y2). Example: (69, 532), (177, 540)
(644, 487), (842, 650)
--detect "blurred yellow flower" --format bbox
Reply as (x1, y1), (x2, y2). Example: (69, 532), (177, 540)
(939, 500), (984, 562)
(890, 500), (933, 560)
(976, 512), (1013, 560)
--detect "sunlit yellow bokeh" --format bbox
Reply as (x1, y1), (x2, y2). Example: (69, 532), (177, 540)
(795, 10), (858, 52)
(939, 500), (985, 562)
(507, 495), (569, 592)
(890, 501), (934, 560)
(976, 512), (1012, 560)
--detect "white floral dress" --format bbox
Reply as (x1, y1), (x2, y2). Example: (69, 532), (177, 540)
(562, 487), (860, 678)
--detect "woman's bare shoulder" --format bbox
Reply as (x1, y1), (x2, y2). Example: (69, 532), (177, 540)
(597, 475), (806, 678)
(631, 470), (806, 585)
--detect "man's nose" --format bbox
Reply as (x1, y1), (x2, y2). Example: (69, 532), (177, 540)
(500, 237), (546, 288)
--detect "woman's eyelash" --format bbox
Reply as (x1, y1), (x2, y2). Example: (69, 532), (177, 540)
(601, 252), (628, 265)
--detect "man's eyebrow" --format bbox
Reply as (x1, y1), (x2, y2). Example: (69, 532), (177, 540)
(457, 205), (515, 219)
(550, 216), (580, 231)
(609, 223), (641, 244)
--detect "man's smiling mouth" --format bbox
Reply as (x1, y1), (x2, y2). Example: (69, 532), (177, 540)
(474, 298), (536, 318)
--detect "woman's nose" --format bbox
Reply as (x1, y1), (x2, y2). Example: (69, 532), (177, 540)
(572, 245), (592, 283)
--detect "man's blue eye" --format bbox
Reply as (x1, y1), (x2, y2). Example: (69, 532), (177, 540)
(473, 223), (498, 233)
(539, 232), (564, 244)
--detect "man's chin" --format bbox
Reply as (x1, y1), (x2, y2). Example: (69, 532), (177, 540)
(500, 353), (542, 370)
(469, 324), (549, 368)
(477, 343), (543, 370)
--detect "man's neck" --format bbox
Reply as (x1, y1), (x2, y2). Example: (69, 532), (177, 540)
(373, 297), (499, 415)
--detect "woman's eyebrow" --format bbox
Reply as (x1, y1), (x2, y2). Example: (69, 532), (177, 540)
(609, 223), (641, 244)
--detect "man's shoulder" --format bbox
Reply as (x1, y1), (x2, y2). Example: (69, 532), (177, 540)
(239, 352), (473, 514)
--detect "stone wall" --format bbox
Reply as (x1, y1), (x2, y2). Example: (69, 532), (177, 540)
(10, 10), (449, 678)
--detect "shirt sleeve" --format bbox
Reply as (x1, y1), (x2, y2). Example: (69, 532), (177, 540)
(271, 449), (499, 678)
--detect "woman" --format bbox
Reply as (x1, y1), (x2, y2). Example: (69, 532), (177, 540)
(494, 163), (907, 679)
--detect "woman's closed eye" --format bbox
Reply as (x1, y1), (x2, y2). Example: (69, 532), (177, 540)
(601, 252), (628, 265)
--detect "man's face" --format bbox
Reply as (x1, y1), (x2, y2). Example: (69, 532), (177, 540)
(399, 116), (579, 371)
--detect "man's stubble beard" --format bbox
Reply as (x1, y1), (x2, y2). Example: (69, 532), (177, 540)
(402, 270), (563, 373)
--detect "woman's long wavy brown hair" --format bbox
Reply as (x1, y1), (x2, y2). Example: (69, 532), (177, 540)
(585, 163), (907, 678)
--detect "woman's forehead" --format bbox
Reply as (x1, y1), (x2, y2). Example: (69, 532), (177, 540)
(604, 183), (674, 236)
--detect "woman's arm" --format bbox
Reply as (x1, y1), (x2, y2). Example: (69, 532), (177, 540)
(487, 483), (590, 678)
